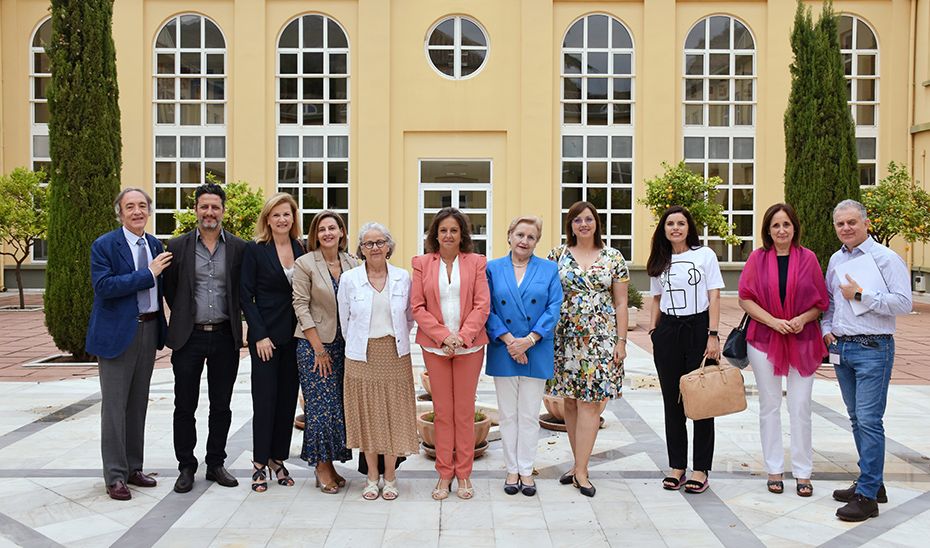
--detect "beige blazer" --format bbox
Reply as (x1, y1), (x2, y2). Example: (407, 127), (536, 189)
(292, 250), (359, 342)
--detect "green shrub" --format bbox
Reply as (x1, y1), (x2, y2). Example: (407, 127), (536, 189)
(862, 161), (930, 247)
(172, 174), (264, 239)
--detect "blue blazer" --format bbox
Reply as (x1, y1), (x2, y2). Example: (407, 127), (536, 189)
(86, 227), (167, 359)
(485, 254), (563, 379)
(239, 239), (305, 347)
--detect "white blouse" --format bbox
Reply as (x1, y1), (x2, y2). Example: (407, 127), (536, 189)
(424, 256), (481, 356)
(368, 285), (395, 338)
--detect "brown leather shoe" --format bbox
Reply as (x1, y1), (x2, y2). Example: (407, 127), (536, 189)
(106, 480), (132, 501)
(127, 471), (157, 488)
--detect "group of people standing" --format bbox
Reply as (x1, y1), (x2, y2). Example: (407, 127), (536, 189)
(86, 184), (911, 523)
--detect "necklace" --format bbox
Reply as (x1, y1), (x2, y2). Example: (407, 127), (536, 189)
(511, 259), (529, 268)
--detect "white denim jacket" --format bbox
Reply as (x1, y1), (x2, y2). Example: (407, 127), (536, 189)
(337, 263), (414, 361)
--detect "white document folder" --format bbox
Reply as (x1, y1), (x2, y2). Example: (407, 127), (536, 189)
(834, 252), (887, 316)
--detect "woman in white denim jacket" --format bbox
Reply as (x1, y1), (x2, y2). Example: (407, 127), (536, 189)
(337, 221), (417, 501)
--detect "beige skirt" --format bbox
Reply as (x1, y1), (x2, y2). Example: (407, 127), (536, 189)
(344, 336), (419, 457)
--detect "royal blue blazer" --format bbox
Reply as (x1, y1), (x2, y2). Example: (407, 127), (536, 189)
(86, 227), (167, 359)
(485, 254), (563, 379)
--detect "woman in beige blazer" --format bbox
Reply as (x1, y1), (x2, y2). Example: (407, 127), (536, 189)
(292, 210), (358, 493)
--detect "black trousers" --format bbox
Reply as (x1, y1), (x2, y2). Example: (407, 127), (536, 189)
(171, 324), (239, 471)
(652, 311), (715, 471)
(250, 337), (299, 464)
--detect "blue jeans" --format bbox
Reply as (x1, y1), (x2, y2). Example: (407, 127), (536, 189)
(831, 337), (895, 500)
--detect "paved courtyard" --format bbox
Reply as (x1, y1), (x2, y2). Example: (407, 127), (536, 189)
(0, 292), (928, 547)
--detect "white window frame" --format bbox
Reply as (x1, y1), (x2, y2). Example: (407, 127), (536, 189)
(559, 14), (635, 260)
(152, 14), (228, 238)
(29, 17), (52, 262)
(417, 159), (493, 255)
(682, 15), (756, 264)
(425, 16), (489, 80)
(840, 14), (879, 186)
(276, 14), (351, 232)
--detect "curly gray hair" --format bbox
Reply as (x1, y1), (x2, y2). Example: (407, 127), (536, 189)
(356, 221), (396, 259)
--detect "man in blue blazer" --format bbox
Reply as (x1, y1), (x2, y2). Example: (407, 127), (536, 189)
(86, 188), (172, 501)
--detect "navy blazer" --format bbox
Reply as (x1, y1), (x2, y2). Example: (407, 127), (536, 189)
(239, 239), (305, 347)
(485, 254), (563, 379)
(86, 227), (167, 359)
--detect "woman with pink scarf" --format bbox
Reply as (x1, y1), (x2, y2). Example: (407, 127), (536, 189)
(738, 203), (829, 497)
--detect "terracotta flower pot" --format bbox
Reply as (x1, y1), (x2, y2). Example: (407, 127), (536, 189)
(543, 395), (565, 422)
(416, 410), (490, 449)
(420, 371), (431, 396)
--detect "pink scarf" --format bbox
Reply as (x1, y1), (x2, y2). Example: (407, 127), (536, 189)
(737, 245), (829, 377)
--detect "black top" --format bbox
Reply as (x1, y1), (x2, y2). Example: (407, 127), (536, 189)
(777, 255), (790, 304)
(239, 239), (305, 346)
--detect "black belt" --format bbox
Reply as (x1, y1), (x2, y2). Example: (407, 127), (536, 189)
(138, 312), (158, 323)
(836, 334), (892, 344)
(194, 322), (228, 332)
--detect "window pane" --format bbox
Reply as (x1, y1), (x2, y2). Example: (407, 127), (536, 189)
(32, 135), (50, 158)
(304, 136), (324, 157)
(707, 163), (729, 184)
(708, 104), (729, 126)
(156, 20), (177, 48)
(859, 163), (876, 185)
(708, 79), (729, 101)
(709, 53), (729, 75)
(708, 16), (730, 50)
(564, 20), (583, 48)
(328, 162), (348, 184)
(204, 19), (224, 48)
(611, 187), (633, 209)
(179, 15), (201, 48)
(155, 162), (176, 184)
(303, 187), (324, 209)
(327, 19), (348, 48)
(180, 136), (200, 158)
(685, 104), (703, 125)
(180, 104), (201, 125)
(562, 136), (583, 158)
(330, 78), (348, 100)
(733, 20), (753, 49)
(206, 78), (224, 100)
(564, 78), (582, 100)
(461, 50), (486, 76)
(280, 53), (298, 74)
(461, 19), (486, 47)
(303, 15), (324, 48)
(735, 54), (753, 75)
(685, 20), (706, 49)
(858, 54), (876, 76)
(856, 137), (876, 159)
(587, 78), (607, 100)
(587, 162), (607, 184)
(157, 54), (174, 74)
(180, 162), (202, 184)
(564, 53), (582, 74)
(684, 137), (704, 159)
(611, 162), (632, 185)
(205, 136), (225, 158)
(613, 78), (631, 100)
(331, 53), (348, 75)
(610, 213), (632, 235)
(278, 161), (298, 185)
(328, 136), (348, 158)
(857, 20), (876, 49)
(562, 187), (583, 208)
(587, 187), (607, 209)
(735, 80), (753, 101)
(563, 103), (581, 124)
(205, 162), (225, 183)
(611, 19), (632, 49)
(612, 103), (631, 125)
(303, 52), (323, 74)
(685, 79), (703, 101)
(279, 137), (299, 159)
(588, 15), (609, 48)
(327, 187), (348, 208)
(612, 136), (632, 158)
(34, 52), (51, 74)
(206, 54), (224, 75)
(708, 137), (729, 159)
(587, 104), (608, 125)
(180, 52), (201, 74)
(732, 164), (753, 186)
(157, 104), (175, 124)
(857, 104), (875, 125)
(280, 19), (299, 48)
(34, 77), (50, 100)
(732, 188), (753, 209)
(587, 52), (608, 74)
(588, 136), (608, 157)
(157, 78), (175, 100)
(685, 54), (703, 75)
(156, 187), (177, 209)
(279, 104), (297, 124)
(459, 190), (487, 209)
(429, 50), (454, 76)
(429, 20), (454, 46)
(301, 103), (322, 125)
(34, 20), (52, 48)
(857, 79), (875, 101)
(179, 78), (201, 100)
(329, 103), (348, 124)
(733, 137), (753, 159)
(734, 104), (753, 126)
(206, 104), (224, 124)
(562, 162), (583, 184)
(304, 162), (324, 184)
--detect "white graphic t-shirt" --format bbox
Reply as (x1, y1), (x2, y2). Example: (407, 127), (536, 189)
(649, 246), (725, 316)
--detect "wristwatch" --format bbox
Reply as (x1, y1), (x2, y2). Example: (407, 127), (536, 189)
(854, 291), (862, 302)
(708, 330), (719, 337)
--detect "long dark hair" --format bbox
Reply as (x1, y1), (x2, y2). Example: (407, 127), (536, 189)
(646, 206), (701, 277)
(564, 201), (603, 248)
(425, 207), (474, 253)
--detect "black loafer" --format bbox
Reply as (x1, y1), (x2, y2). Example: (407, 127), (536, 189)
(206, 465), (239, 487)
(174, 467), (195, 493)
(833, 481), (887, 503)
(521, 481), (537, 497)
(836, 494), (879, 522)
(503, 480), (520, 496)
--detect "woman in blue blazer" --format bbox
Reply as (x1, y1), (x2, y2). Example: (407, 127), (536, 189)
(240, 193), (305, 492)
(486, 216), (563, 496)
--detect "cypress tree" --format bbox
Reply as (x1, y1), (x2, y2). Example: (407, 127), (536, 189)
(45, 0), (122, 361)
(784, 0), (859, 271)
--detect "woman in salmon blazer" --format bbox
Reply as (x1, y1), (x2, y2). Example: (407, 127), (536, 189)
(411, 207), (490, 501)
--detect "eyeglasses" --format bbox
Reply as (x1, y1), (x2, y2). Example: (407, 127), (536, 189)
(572, 216), (596, 226)
(361, 240), (388, 249)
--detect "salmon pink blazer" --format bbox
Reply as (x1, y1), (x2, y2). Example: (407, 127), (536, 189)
(411, 252), (491, 349)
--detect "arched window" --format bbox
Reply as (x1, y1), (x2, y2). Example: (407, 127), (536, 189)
(152, 14), (227, 238)
(29, 18), (52, 261)
(683, 15), (755, 262)
(839, 15), (878, 186)
(560, 14), (635, 258)
(276, 14), (350, 231)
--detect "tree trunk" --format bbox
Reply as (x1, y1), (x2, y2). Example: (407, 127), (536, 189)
(15, 262), (25, 309)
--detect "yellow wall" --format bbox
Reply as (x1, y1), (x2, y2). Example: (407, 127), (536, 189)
(911, 0), (930, 275)
(0, 0), (925, 288)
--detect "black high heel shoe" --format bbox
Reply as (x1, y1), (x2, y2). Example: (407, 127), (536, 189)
(251, 462), (267, 493)
(269, 459), (295, 487)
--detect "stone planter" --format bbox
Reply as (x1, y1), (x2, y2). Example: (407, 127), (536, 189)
(628, 307), (638, 330)
(417, 410), (491, 458)
(539, 395), (605, 431)
(420, 371), (431, 396)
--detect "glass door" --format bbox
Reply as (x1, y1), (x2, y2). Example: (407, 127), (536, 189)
(418, 159), (492, 255)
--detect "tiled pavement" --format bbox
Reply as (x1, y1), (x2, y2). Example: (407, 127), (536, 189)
(0, 290), (928, 547)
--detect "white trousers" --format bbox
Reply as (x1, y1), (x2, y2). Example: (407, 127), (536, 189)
(494, 376), (547, 476)
(748, 344), (814, 479)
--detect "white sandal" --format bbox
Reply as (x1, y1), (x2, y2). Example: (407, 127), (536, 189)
(362, 478), (380, 500)
(382, 479), (398, 500)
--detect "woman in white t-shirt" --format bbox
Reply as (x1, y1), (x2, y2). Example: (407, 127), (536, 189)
(646, 206), (724, 494)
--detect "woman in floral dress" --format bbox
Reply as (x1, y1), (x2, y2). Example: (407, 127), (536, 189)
(547, 201), (629, 498)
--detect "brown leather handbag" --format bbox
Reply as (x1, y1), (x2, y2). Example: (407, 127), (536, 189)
(679, 358), (747, 420)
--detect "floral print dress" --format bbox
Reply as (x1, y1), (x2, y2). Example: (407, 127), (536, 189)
(547, 245), (630, 401)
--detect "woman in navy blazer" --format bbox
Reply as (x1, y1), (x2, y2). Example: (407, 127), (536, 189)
(486, 216), (563, 496)
(240, 193), (305, 492)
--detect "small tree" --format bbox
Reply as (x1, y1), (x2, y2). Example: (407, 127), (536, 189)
(172, 175), (264, 240)
(862, 162), (930, 247)
(784, 1), (859, 271)
(0, 168), (48, 309)
(45, 0), (122, 361)
(639, 161), (740, 245)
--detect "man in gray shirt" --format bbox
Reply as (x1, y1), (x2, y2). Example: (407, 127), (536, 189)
(164, 183), (247, 493)
(822, 199), (912, 522)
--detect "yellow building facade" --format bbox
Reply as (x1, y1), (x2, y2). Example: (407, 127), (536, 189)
(1, 0), (927, 290)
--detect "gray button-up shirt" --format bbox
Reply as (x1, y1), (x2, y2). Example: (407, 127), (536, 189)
(193, 229), (229, 324)
(822, 236), (912, 337)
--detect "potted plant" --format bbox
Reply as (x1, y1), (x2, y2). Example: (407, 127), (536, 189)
(417, 410), (491, 458)
(627, 283), (643, 330)
(420, 371), (431, 397)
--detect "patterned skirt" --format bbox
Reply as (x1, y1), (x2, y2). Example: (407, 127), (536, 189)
(344, 336), (419, 457)
(297, 337), (353, 464)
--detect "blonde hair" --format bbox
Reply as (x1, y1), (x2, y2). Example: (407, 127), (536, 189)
(507, 216), (543, 239)
(254, 193), (301, 243)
